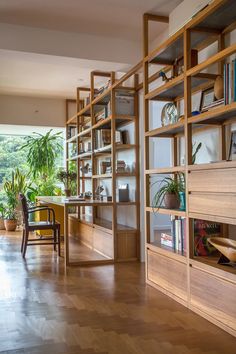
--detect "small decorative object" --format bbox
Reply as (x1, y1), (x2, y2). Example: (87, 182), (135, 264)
(161, 103), (178, 126)
(84, 191), (92, 200)
(57, 170), (77, 197)
(95, 185), (104, 200)
(173, 56), (184, 77)
(194, 220), (221, 256)
(192, 142), (202, 164)
(118, 184), (129, 202)
(208, 237), (236, 265)
(159, 71), (171, 82)
(179, 191), (186, 211)
(191, 110), (200, 116)
(200, 87), (215, 111)
(152, 173), (184, 210)
(80, 163), (90, 174)
(228, 131), (236, 161)
(214, 75), (224, 100)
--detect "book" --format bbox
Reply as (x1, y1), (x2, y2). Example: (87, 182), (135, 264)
(161, 232), (173, 248)
(194, 219), (221, 256)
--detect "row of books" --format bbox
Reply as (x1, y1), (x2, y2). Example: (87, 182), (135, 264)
(161, 217), (186, 254)
(94, 129), (128, 149)
(224, 59), (236, 104)
(116, 160), (126, 173)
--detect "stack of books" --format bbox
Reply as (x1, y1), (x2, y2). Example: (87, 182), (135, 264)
(160, 216), (186, 254)
(201, 98), (224, 112)
(95, 106), (108, 122)
(224, 59), (236, 104)
(116, 160), (126, 173)
(95, 129), (111, 149)
(99, 161), (111, 174)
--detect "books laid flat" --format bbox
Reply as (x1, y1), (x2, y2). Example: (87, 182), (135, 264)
(64, 196), (85, 201)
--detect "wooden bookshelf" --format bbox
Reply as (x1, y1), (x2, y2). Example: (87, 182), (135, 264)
(143, 0), (236, 337)
(66, 67), (141, 263)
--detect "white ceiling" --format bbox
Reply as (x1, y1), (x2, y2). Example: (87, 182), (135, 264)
(0, 0), (182, 98)
(0, 49), (131, 98)
(0, 0), (181, 41)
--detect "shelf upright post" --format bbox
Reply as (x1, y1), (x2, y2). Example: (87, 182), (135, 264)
(184, 28), (192, 301)
(76, 88), (81, 218)
(134, 73), (140, 260)
(90, 72), (96, 223)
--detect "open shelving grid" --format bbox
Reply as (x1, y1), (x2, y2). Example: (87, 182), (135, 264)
(143, 0), (236, 336)
(65, 65), (142, 262)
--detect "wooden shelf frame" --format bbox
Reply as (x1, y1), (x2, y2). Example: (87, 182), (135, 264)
(66, 66), (141, 264)
(143, 0), (236, 337)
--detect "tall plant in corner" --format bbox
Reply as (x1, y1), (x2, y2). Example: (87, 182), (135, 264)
(21, 130), (63, 196)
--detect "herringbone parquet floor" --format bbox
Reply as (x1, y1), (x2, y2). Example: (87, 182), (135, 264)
(0, 231), (236, 354)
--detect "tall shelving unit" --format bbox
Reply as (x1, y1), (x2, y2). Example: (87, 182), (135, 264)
(66, 66), (141, 263)
(143, 0), (236, 336)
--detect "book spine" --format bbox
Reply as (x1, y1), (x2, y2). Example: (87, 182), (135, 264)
(171, 216), (175, 251)
(234, 59), (236, 102)
(175, 219), (179, 251)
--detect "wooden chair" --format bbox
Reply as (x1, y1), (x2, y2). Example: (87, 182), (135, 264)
(19, 193), (61, 258)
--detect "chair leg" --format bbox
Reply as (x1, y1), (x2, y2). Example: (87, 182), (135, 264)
(53, 229), (57, 251)
(22, 229), (29, 258)
(57, 225), (61, 257)
(21, 229), (25, 253)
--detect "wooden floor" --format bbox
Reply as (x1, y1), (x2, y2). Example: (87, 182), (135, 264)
(0, 231), (236, 354)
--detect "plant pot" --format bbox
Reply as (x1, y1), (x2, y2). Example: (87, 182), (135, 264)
(4, 219), (17, 232)
(0, 218), (5, 230)
(164, 193), (180, 209)
(64, 188), (71, 197)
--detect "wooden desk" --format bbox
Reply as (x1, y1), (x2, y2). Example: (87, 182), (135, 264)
(37, 196), (113, 268)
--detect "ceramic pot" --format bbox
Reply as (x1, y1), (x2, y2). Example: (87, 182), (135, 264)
(4, 219), (17, 232)
(164, 193), (180, 209)
(64, 189), (71, 197)
(214, 75), (224, 100)
(0, 218), (5, 230)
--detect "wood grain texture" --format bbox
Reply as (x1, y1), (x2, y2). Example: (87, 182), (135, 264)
(1, 231), (236, 354)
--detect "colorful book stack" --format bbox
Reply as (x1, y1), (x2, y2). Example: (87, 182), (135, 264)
(161, 216), (186, 255)
(116, 160), (126, 173)
(224, 59), (236, 105)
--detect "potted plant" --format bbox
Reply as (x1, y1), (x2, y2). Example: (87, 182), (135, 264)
(152, 174), (185, 210)
(57, 170), (77, 197)
(0, 203), (6, 230)
(4, 207), (17, 231)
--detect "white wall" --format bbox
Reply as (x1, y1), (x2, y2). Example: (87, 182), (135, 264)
(0, 94), (66, 127)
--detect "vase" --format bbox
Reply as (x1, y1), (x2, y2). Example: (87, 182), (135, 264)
(4, 219), (17, 232)
(64, 188), (71, 197)
(0, 218), (5, 230)
(179, 191), (186, 211)
(164, 193), (180, 209)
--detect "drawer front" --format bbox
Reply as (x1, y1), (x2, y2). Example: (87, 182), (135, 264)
(190, 266), (236, 332)
(117, 232), (138, 260)
(188, 168), (236, 193)
(189, 193), (236, 219)
(147, 249), (187, 301)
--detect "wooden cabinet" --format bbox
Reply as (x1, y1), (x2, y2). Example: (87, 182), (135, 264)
(190, 265), (236, 335)
(147, 249), (188, 303)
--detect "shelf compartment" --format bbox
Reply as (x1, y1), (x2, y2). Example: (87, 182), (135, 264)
(188, 0), (236, 34)
(93, 116), (112, 130)
(145, 120), (185, 138)
(146, 166), (185, 174)
(145, 73), (214, 101)
(146, 206), (186, 217)
(188, 102), (236, 125)
(187, 43), (236, 78)
(93, 87), (112, 106)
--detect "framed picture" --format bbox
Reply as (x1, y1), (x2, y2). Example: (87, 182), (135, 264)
(200, 87), (215, 111)
(228, 131), (236, 161)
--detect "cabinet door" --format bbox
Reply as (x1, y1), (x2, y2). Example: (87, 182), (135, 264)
(190, 266), (236, 332)
(147, 249), (187, 302)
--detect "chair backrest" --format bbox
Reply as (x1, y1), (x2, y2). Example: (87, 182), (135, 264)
(19, 193), (29, 228)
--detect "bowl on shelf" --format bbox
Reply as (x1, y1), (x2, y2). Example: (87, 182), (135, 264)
(208, 237), (236, 262)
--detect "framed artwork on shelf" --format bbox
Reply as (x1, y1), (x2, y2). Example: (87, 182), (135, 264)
(228, 131), (236, 161)
(200, 87), (215, 112)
